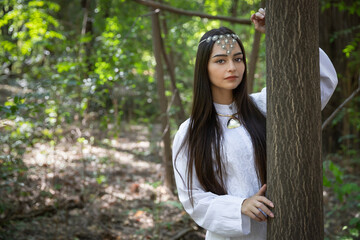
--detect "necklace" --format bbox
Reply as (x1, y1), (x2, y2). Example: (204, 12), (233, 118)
(217, 113), (241, 129)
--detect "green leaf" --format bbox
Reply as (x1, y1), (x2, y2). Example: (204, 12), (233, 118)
(349, 217), (360, 226)
(96, 175), (107, 184)
(56, 62), (78, 73)
(349, 228), (359, 237)
(329, 161), (343, 184)
(323, 174), (331, 187)
(341, 183), (360, 195)
(161, 200), (183, 210)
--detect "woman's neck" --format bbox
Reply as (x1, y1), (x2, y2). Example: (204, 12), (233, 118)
(212, 89), (233, 105)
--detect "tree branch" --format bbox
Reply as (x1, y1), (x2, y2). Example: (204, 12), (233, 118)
(133, 0), (252, 25)
(0, 199), (83, 225)
(171, 227), (195, 240)
(322, 76), (360, 130)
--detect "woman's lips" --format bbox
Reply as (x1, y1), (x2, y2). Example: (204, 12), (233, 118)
(225, 76), (238, 80)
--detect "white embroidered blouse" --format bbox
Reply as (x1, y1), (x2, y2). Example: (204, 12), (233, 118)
(172, 48), (338, 240)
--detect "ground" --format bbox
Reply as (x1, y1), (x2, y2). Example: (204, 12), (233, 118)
(0, 125), (206, 240)
(0, 124), (358, 239)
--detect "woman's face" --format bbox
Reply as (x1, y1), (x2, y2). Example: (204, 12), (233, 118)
(207, 41), (245, 102)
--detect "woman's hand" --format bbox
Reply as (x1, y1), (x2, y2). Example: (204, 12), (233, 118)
(241, 184), (274, 222)
(251, 8), (266, 33)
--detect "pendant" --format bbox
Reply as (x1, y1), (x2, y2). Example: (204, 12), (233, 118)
(227, 117), (241, 129)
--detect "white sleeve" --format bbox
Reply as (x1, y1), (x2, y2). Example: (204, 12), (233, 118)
(319, 48), (338, 110)
(172, 120), (251, 237)
(250, 48), (338, 112)
(250, 87), (267, 116)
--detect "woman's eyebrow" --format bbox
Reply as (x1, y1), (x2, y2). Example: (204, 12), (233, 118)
(211, 52), (243, 58)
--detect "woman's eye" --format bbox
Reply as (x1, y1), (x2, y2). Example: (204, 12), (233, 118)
(216, 59), (225, 64)
(235, 58), (243, 62)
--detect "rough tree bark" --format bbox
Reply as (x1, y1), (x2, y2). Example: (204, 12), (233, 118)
(151, 9), (175, 192)
(266, 1), (323, 239)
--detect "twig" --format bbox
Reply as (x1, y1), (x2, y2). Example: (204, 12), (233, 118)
(0, 200), (84, 225)
(171, 227), (195, 240)
(133, 0), (251, 25)
(322, 76), (360, 130)
(0, 119), (15, 128)
(160, 89), (177, 140)
(119, 9), (159, 49)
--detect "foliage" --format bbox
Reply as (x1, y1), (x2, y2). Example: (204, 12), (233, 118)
(319, 3), (360, 237)
(323, 157), (360, 240)
(321, 0), (360, 74)
(324, 95), (360, 239)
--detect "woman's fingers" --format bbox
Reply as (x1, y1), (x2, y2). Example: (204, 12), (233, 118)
(255, 199), (275, 218)
(251, 206), (267, 221)
(259, 7), (266, 15)
(255, 12), (264, 19)
(242, 195), (275, 222)
(250, 212), (263, 222)
(255, 184), (267, 196)
(250, 13), (256, 22)
(254, 7), (265, 20)
(251, 13), (264, 23)
(256, 195), (274, 208)
(244, 207), (265, 222)
(251, 8), (266, 33)
(255, 196), (274, 217)
(242, 184), (275, 222)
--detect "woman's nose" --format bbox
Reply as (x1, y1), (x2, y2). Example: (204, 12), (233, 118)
(228, 61), (236, 72)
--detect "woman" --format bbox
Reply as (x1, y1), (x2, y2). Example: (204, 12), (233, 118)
(172, 9), (338, 240)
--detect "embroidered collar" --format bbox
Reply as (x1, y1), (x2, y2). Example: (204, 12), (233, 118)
(213, 102), (237, 115)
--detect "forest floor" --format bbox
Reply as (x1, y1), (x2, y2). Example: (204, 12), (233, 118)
(0, 125), (206, 240)
(0, 124), (358, 240)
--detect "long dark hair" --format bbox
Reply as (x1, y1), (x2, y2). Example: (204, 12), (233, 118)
(175, 26), (266, 203)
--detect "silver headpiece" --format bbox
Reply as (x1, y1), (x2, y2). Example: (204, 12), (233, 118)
(198, 33), (240, 55)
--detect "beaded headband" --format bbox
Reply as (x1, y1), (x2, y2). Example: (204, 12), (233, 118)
(198, 33), (240, 55)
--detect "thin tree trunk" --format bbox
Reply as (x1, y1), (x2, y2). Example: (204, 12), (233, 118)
(159, 15), (186, 123)
(81, 0), (89, 36)
(78, 0), (93, 125)
(77, 0), (91, 124)
(247, 0), (264, 93)
(228, 0), (261, 94)
(113, 97), (118, 127)
(151, 8), (175, 192)
(230, 0), (238, 18)
(247, 31), (261, 93)
(266, 1), (323, 239)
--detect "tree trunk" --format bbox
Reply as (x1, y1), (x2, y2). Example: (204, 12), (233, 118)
(159, 15), (186, 123)
(230, 0), (238, 18)
(247, 0), (264, 94)
(80, 0), (93, 71)
(151, 9), (175, 192)
(247, 30), (261, 93)
(266, 1), (323, 239)
(78, 0), (93, 124)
